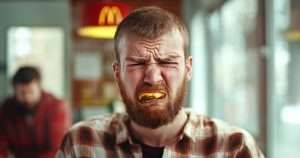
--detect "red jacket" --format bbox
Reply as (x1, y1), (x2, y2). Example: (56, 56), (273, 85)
(0, 91), (72, 158)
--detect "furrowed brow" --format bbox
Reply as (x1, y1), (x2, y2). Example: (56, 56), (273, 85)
(125, 56), (148, 63)
(156, 53), (181, 61)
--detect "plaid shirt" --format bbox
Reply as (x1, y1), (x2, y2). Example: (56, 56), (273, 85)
(57, 112), (264, 158)
(0, 91), (72, 158)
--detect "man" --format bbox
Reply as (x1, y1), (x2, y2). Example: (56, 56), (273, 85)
(57, 7), (264, 158)
(0, 66), (71, 158)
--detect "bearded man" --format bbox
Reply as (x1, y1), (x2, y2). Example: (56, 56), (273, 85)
(57, 7), (264, 158)
(0, 66), (71, 158)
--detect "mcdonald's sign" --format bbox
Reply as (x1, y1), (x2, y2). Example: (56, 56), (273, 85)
(98, 6), (123, 25)
(78, 3), (130, 39)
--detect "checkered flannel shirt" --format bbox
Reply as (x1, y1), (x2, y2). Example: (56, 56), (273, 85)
(56, 112), (264, 158)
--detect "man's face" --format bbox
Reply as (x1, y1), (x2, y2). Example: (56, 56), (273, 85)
(14, 80), (42, 109)
(113, 29), (192, 128)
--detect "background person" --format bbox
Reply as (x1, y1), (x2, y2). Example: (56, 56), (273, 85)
(0, 66), (72, 158)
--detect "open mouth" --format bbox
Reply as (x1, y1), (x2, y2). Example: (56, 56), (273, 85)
(138, 91), (167, 103)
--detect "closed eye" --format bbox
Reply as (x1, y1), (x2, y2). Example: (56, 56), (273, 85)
(160, 61), (178, 66)
(127, 61), (178, 67)
(127, 63), (145, 67)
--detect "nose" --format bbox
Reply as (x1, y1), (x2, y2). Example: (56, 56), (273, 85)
(143, 63), (163, 85)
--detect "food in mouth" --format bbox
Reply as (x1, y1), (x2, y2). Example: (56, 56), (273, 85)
(138, 91), (166, 103)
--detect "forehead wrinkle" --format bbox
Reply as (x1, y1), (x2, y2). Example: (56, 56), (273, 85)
(139, 42), (160, 47)
(138, 40), (160, 57)
(126, 46), (146, 58)
(145, 48), (159, 57)
(129, 38), (182, 61)
(145, 46), (159, 54)
(126, 46), (150, 61)
(139, 38), (162, 45)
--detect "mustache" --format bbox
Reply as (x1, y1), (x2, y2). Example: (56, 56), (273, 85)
(136, 84), (168, 93)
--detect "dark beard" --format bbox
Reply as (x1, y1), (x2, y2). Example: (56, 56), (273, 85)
(117, 77), (188, 129)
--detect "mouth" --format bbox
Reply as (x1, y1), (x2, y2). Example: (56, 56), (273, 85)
(137, 90), (167, 103)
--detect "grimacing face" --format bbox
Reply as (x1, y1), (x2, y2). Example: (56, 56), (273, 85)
(14, 80), (42, 109)
(113, 29), (192, 128)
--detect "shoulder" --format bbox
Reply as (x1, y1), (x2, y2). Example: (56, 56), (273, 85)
(69, 113), (125, 133)
(62, 113), (128, 146)
(0, 96), (16, 108)
(59, 113), (128, 157)
(188, 112), (253, 139)
(41, 91), (66, 109)
(42, 91), (63, 103)
(0, 97), (17, 117)
(186, 112), (264, 157)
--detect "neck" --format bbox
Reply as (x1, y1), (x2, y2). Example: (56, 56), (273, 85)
(130, 109), (187, 147)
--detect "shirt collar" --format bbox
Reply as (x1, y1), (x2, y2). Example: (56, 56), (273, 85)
(115, 114), (136, 145)
(181, 112), (198, 142)
(115, 111), (199, 145)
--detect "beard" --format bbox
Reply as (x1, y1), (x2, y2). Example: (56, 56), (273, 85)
(117, 75), (188, 129)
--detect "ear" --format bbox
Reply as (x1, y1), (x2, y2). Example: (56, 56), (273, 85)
(112, 62), (120, 82)
(185, 56), (192, 80)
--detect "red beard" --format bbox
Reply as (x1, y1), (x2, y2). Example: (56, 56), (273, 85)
(117, 76), (187, 129)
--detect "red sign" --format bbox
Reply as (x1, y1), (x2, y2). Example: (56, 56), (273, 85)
(81, 3), (130, 27)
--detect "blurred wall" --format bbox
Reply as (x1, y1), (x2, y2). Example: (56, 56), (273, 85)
(0, 0), (71, 101)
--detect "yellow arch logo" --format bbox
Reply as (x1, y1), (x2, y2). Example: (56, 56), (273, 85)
(98, 6), (123, 25)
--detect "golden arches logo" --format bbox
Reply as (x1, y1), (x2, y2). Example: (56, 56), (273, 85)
(98, 6), (123, 25)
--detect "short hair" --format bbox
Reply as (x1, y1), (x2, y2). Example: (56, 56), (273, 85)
(12, 66), (41, 86)
(114, 6), (189, 63)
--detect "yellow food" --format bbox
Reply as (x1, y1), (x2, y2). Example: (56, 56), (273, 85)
(138, 91), (166, 101)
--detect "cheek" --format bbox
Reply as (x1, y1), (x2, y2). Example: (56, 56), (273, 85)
(121, 69), (143, 93)
(15, 89), (26, 101)
(31, 91), (39, 100)
(162, 68), (185, 91)
(16, 93), (24, 101)
(24, 91), (34, 101)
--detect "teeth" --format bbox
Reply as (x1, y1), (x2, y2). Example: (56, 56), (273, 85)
(138, 91), (166, 102)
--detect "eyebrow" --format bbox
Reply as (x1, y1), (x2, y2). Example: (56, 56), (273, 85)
(125, 53), (181, 62)
(125, 56), (149, 62)
(156, 53), (181, 61)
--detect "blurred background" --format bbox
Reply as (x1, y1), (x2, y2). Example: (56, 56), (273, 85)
(0, 0), (299, 157)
